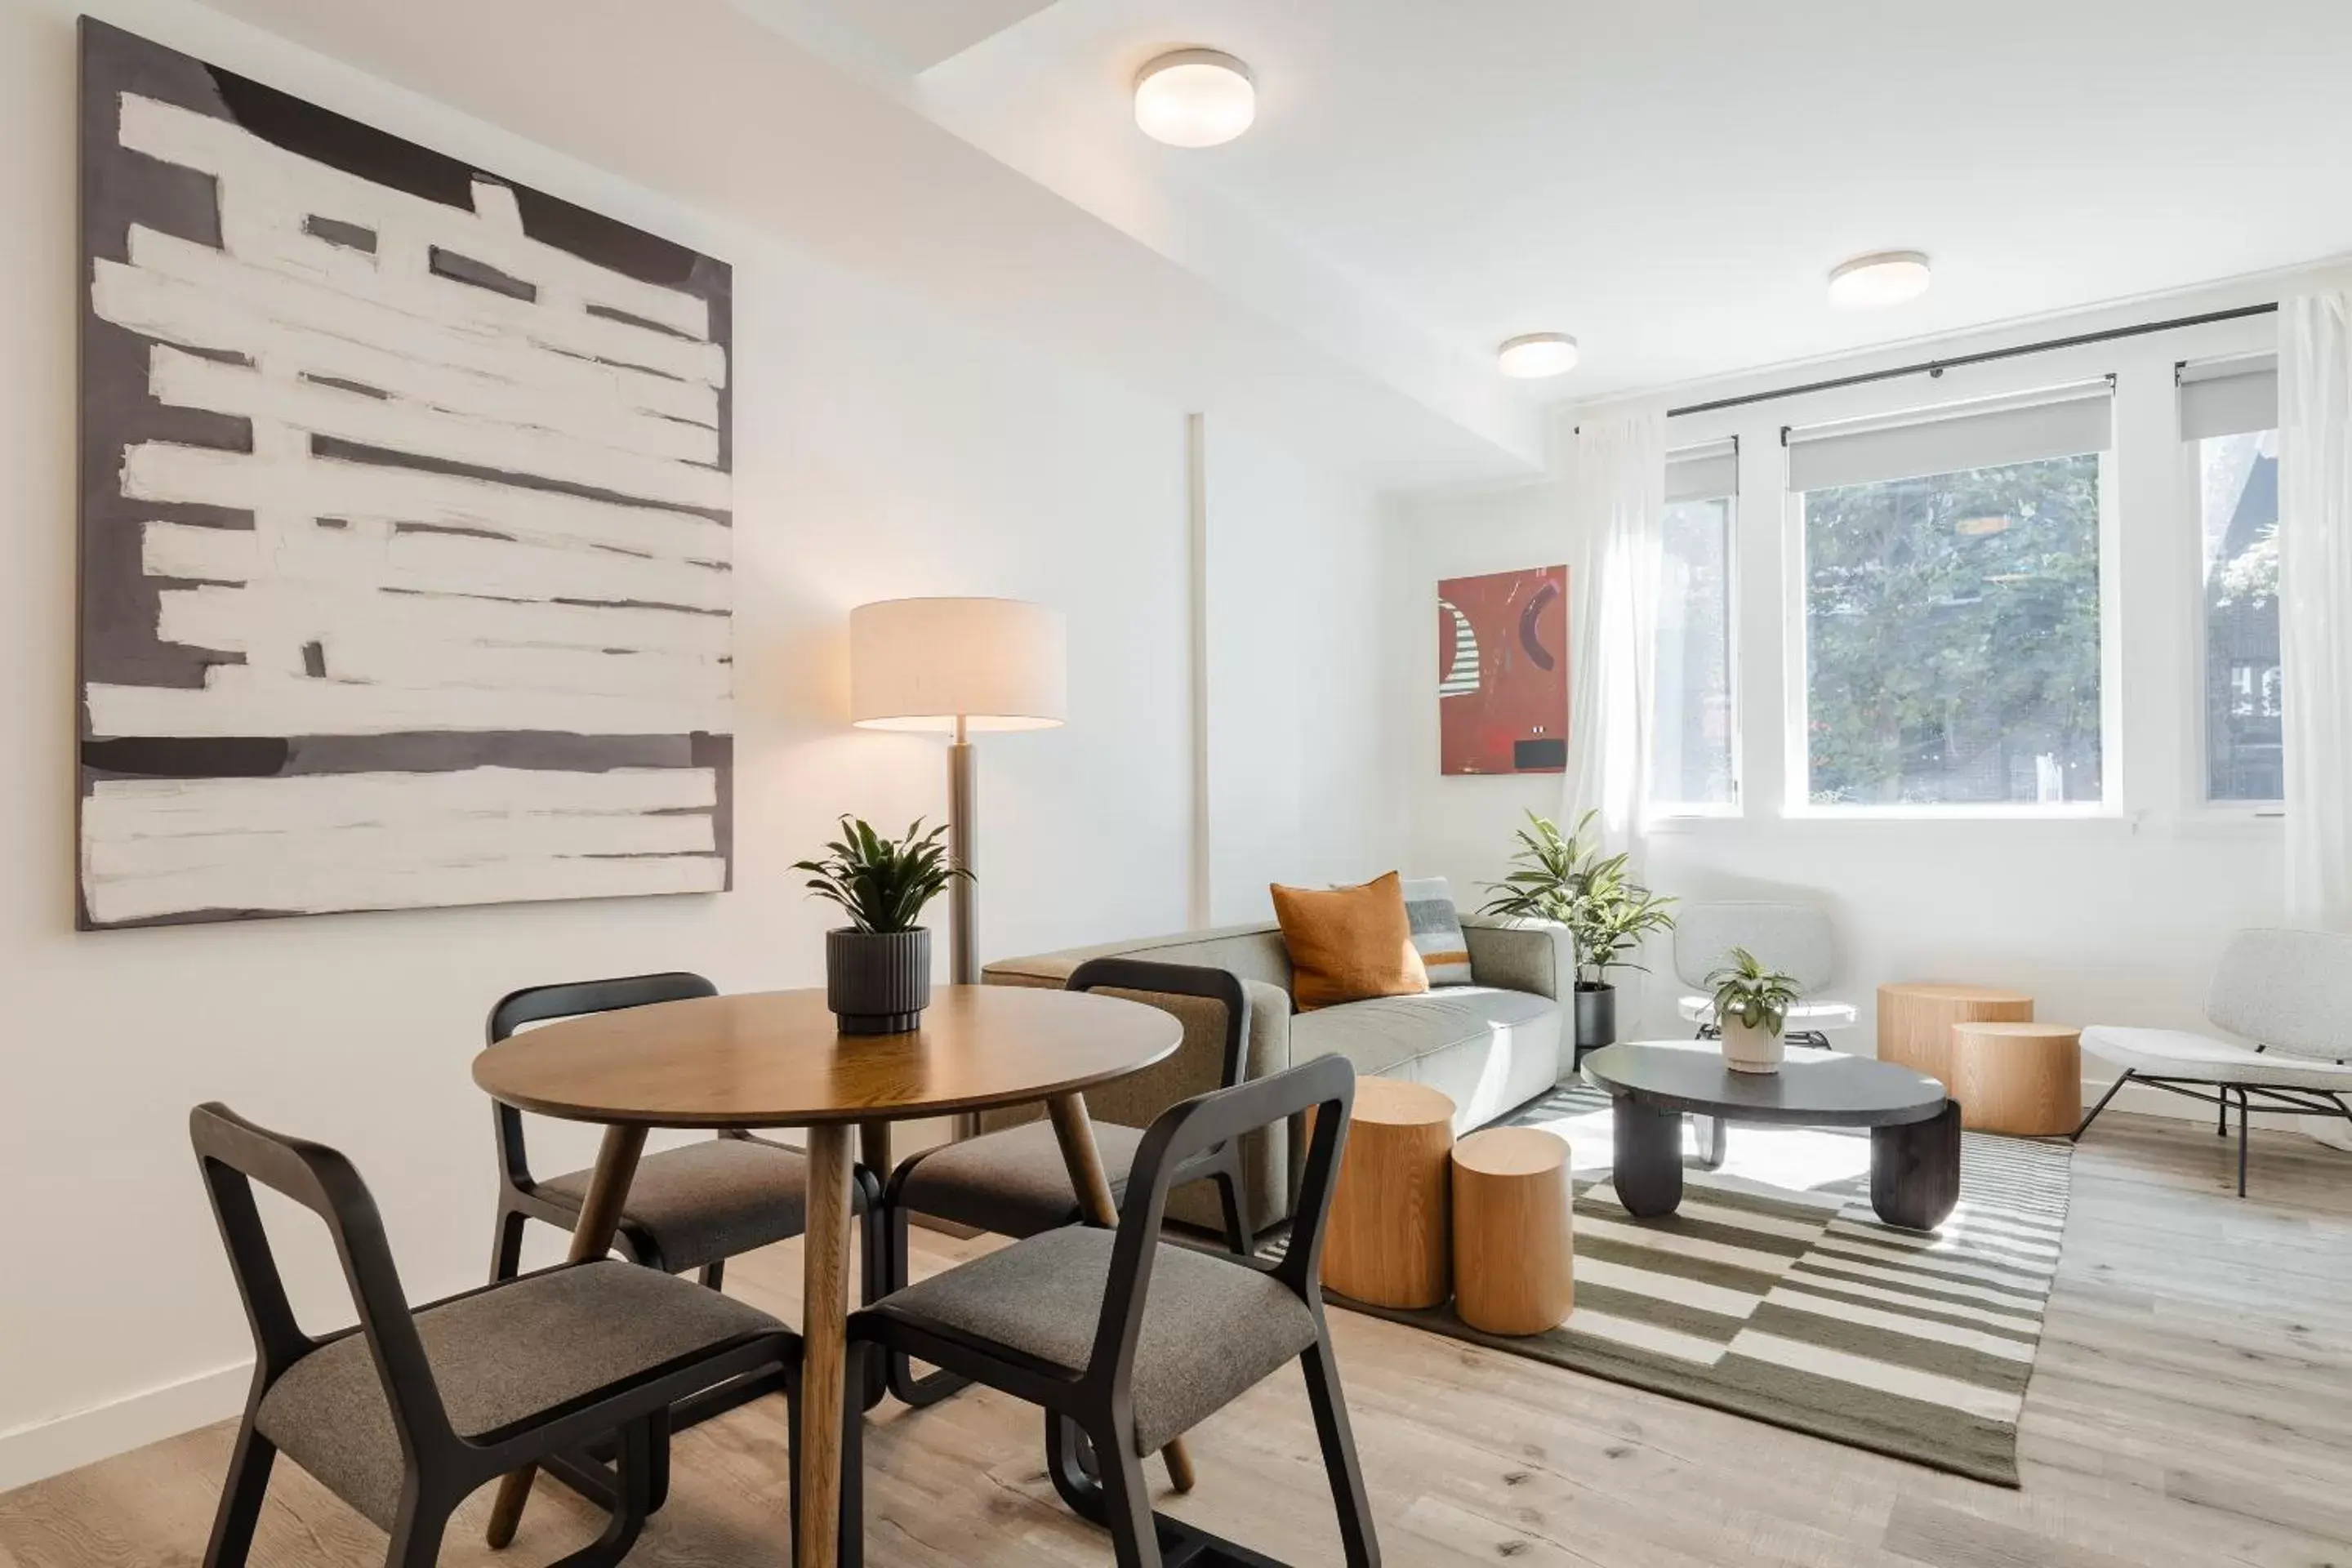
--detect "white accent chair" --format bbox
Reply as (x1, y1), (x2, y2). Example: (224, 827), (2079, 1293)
(1673, 901), (1860, 1047)
(2077, 928), (2352, 1196)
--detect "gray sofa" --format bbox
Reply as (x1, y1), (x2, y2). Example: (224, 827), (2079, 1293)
(982, 915), (1572, 1232)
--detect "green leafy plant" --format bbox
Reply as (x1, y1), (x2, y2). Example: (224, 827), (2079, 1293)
(792, 817), (969, 933)
(1480, 809), (1677, 988)
(1705, 947), (1802, 1036)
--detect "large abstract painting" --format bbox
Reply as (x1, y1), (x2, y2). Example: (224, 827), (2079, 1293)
(1438, 566), (1567, 775)
(76, 20), (733, 929)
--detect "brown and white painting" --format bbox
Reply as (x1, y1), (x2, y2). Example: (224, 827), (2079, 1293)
(76, 20), (733, 929)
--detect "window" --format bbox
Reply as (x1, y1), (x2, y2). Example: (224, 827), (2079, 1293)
(2184, 357), (2282, 802)
(1651, 443), (1737, 809)
(1790, 388), (2110, 808)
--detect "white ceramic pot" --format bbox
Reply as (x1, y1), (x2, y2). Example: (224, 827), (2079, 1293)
(1720, 1018), (1785, 1075)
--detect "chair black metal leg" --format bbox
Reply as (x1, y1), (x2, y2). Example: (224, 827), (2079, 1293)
(200, 1421), (274, 1568)
(884, 1205), (970, 1407)
(488, 1207), (528, 1284)
(1045, 1410), (1109, 1526)
(550, 1419), (653, 1568)
(2217, 1092), (2230, 1137)
(381, 1490), (452, 1568)
(2072, 1071), (2135, 1143)
(2237, 1088), (2251, 1198)
(1300, 1338), (1380, 1567)
(698, 1258), (726, 1292)
(1214, 1167), (1254, 1257)
(1090, 1421), (1164, 1568)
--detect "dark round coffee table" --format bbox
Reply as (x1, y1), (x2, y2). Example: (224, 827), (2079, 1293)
(1581, 1040), (1961, 1231)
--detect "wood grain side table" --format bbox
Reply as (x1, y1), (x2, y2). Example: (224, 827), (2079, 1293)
(1949, 1021), (2082, 1134)
(1321, 1078), (1455, 1309)
(1451, 1127), (1574, 1335)
(1878, 982), (2034, 1086)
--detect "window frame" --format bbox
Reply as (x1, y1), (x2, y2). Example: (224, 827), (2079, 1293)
(1778, 422), (2126, 821)
(1645, 483), (1743, 822)
(2183, 406), (2287, 816)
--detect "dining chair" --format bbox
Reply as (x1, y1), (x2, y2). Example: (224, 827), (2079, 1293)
(876, 958), (1254, 1408)
(486, 971), (886, 1298)
(845, 1054), (1378, 1568)
(189, 1102), (808, 1568)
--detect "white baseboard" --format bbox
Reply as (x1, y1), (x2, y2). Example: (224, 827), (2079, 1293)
(0, 1359), (251, 1495)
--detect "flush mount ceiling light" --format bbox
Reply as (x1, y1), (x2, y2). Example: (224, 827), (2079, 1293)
(1828, 250), (1933, 310)
(1496, 332), (1580, 379)
(1134, 49), (1256, 147)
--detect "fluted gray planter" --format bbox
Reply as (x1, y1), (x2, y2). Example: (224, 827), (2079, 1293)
(826, 927), (932, 1035)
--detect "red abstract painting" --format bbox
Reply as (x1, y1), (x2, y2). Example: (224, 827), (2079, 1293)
(1438, 566), (1568, 775)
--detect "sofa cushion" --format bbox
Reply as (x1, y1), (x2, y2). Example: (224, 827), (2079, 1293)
(1290, 986), (1561, 1128)
(1271, 871), (1428, 1011)
(1401, 877), (1475, 986)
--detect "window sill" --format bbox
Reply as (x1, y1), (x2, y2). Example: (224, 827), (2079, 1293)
(1779, 803), (2123, 822)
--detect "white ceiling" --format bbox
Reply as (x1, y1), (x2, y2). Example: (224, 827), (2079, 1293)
(895, 0), (2352, 403)
(191, 0), (2352, 483)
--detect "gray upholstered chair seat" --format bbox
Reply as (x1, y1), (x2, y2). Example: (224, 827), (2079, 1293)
(535, 1135), (855, 1274)
(257, 1260), (782, 1530)
(873, 1227), (1316, 1453)
(893, 1120), (1148, 1237)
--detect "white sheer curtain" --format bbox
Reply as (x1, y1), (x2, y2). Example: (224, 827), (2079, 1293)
(2278, 292), (2352, 1149)
(1562, 412), (1666, 861)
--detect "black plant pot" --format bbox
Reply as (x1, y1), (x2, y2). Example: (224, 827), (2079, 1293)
(1573, 982), (1617, 1060)
(826, 927), (932, 1035)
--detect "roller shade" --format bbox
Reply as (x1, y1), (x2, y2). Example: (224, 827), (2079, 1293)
(1665, 439), (1738, 504)
(2180, 355), (2278, 440)
(1787, 384), (2113, 492)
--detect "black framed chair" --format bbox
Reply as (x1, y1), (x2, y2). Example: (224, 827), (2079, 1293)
(878, 958), (1255, 1409)
(486, 972), (886, 1296)
(846, 1054), (1379, 1568)
(189, 1102), (811, 1568)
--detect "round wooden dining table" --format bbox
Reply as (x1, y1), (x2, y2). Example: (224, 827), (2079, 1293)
(471, 982), (1185, 1568)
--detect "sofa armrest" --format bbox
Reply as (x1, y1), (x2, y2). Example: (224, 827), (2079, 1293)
(1461, 915), (1575, 1002)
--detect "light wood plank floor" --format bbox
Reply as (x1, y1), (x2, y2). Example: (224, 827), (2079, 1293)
(4, 1111), (2349, 1566)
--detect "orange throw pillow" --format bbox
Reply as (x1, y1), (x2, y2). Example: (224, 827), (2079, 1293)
(1271, 871), (1431, 1012)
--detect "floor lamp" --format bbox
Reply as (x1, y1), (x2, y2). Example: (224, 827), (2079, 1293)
(850, 598), (1067, 1132)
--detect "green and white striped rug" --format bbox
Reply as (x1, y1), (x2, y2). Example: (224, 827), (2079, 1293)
(1276, 1082), (2072, 1486)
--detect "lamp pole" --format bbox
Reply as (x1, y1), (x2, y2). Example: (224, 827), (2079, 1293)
(948, 713), (977, 987)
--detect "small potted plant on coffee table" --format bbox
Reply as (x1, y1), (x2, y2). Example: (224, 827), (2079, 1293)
(1705, 947), (1802, 1075)
(794, 817), (968, 1035)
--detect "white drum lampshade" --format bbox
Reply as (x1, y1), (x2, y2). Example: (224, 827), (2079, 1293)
(849, 598), (1067, 732)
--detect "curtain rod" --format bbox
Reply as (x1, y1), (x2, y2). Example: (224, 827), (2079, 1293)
(1646, 301), (2278, 422)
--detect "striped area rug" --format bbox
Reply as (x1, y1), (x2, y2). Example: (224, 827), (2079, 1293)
(1272, 1082), (2072, 1485)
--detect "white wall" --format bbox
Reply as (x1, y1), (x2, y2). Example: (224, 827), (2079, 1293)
(1205, 422), (1409, 924)
(0, 0), (1400, 1485)
(1394, 283), (2339, 1076)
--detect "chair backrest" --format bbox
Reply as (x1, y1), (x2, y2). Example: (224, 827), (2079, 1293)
(487, 971), (718, 1044)
(1067, 957), (1253, 1093)
(2207, 928), (2352, 1060)
(1672, 902), (1836, 991)
(1085, 1055), (1355, 1392)
(487, 972), (717, 1187)
(189, 1103), (454, 1442)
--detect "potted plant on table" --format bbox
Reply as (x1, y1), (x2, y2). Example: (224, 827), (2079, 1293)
(1479, 810), (1677, 1057)
(794, 817), (968, 1035)
(1706, 947), (1802, 1075)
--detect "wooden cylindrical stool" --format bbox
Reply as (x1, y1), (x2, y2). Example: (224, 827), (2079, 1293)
(1321, 1078), (1455, 1309)
(1451, 1127), (1573, 1335)
(1878, 982), (2034, 1087)
(1949, 1022), (2082, 1135)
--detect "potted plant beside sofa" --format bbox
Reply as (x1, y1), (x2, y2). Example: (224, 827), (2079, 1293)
(1481, 810), (1675, 1057)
